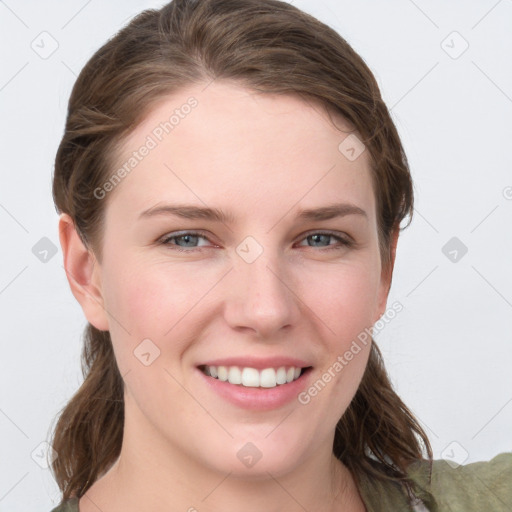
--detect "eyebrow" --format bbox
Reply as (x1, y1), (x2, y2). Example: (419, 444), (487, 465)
(138, 202), (367, 224)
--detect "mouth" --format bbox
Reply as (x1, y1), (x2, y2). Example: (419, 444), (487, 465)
(197, 364), (313, 389)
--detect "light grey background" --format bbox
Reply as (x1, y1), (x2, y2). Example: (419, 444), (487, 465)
(1, 1), (511, 510)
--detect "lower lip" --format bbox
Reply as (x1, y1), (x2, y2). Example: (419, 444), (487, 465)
(196, 367), (313, 411)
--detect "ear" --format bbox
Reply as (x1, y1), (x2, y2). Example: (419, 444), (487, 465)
(58, 213), (109, 331)
(374, 226), (399, 323)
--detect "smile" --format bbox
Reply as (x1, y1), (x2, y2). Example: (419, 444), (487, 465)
(198, 364), (310, 388)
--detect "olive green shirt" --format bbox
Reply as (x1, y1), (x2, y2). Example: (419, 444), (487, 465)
(50, 452), (512, 511)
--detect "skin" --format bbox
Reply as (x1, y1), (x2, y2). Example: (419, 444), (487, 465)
(59, 80), (398, 512)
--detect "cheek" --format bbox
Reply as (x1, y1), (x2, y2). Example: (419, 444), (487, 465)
(103, 258), (205, 333)
(102, 249), (381, 376)
(101, 259), (221, 371)
(298, 263), (377, 402)
(300, 260), (380, 340)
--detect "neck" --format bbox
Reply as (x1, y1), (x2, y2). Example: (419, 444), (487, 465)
(79, 397), (365, 512)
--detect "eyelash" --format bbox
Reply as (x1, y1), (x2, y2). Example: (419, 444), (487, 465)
(158, 230), (354, 253)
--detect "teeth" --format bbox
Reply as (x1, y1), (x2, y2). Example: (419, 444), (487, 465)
(228, 366), (242, 384)
(243, 367), (260, 387)
(202, 365), (305, 388)
(276, 367), (287, 385)
(217, 366), (228, 381)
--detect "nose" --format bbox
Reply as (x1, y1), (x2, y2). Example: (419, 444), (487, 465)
(222, 248), (302, 339)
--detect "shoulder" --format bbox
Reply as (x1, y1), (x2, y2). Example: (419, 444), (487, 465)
(49, 497), (79, 512)
(407, 451), (512, 511)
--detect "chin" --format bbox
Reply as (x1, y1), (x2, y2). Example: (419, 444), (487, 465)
(200, 432), (308, 478)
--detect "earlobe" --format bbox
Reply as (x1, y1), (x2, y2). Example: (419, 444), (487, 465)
(58, 213), (110, 331)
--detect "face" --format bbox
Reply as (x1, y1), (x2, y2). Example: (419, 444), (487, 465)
(76, 81), (393, 479)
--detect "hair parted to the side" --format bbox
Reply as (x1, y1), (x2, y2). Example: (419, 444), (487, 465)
(50, 0), (433, 504)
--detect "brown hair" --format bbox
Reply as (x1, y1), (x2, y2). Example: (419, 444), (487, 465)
(50, 0), (433, 504)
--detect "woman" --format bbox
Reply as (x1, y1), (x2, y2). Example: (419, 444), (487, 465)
(48, 0), (511, 510)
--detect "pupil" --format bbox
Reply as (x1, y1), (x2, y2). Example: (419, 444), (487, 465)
(181, 235), (197, 246)
(311, 234), (328, 246)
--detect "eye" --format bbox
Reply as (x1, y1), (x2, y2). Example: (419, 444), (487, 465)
(159, 231), (213, 252)
(295, 231), (353, 251)
(159, 230), (353, 252)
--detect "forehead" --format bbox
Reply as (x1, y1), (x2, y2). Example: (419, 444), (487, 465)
(108, 81), (376, 224)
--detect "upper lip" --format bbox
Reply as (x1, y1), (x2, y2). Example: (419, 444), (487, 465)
(198, 356), (313, 370)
